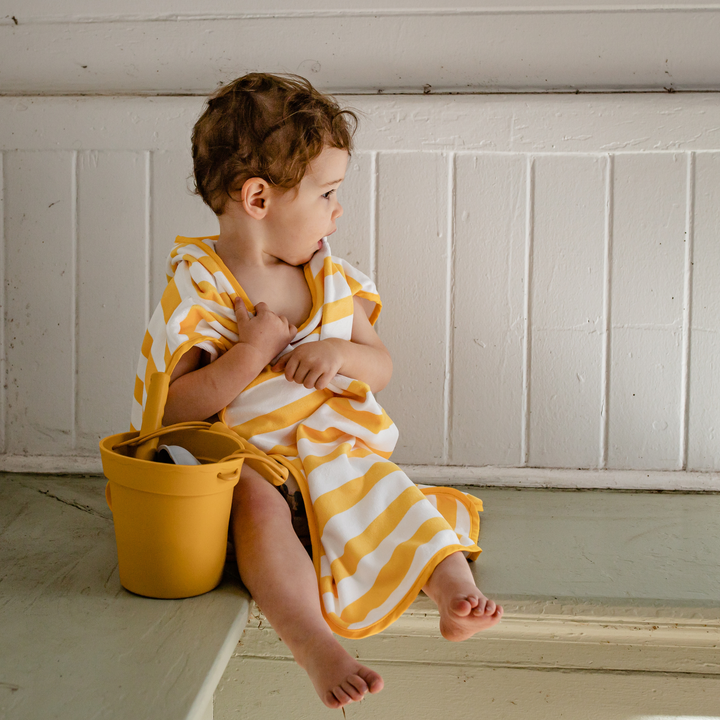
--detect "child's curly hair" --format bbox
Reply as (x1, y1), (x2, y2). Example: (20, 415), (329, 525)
(192, 73), (358, 215)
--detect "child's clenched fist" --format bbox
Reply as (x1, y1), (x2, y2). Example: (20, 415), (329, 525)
(235, 298), (297, 365)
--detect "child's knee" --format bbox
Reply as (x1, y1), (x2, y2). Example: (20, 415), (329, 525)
(232, 465), (291, 525)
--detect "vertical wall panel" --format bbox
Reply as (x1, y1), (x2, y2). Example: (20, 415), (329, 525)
(151, 150), (219, 308)
(4, 151), (75, 454)
(76, 151), (148, 448)
(608, 153), (686, 470)
(529, 155), (606, 468)
(0, 152), (4, 454)
(452, 154), (525, 466)
(329, 151), (374, 277)
(688, 152), (720, 470)
(377, 152), (448, 464)
(2, 97), (720, 483)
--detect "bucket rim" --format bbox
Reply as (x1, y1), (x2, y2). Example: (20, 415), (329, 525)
(99, 429), (246, 469)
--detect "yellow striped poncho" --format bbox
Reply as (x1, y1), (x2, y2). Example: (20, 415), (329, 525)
(131, 236), (483, 638)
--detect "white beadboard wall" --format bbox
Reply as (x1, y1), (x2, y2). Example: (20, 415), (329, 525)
(2, 94), (720, 490)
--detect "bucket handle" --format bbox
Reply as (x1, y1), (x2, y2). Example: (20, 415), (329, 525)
(133, 372), (173, 461)
(130, 369), (287, 486)
(217, 468), (240, 483)
(112, 420), (212, 452)
(113, 421), (287, 485)
(217, 450), (287, 485)
(105, 482), (112, 511)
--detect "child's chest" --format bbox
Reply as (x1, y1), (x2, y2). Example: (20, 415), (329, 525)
(234, 264), (314, 329)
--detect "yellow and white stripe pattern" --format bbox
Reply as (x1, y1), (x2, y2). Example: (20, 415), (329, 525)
(132, 236), (483, 638)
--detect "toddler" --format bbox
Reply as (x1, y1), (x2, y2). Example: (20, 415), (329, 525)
(131, 73), (502, 709)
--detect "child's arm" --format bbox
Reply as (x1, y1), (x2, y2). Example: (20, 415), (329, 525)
(162, 300), (297, 425)
(270, 297), (392, 394)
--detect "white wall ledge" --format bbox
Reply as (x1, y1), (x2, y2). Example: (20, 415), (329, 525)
(3, 455), (720, 491)
(2, 6), (720, 94)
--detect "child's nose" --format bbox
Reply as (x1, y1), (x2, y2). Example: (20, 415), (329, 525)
(333, 201), (343, 220)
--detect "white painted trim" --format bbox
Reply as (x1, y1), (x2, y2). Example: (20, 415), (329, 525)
(5, 95), (720, 153)
(3, 11), (720, 94)
(3, 454), (720, 491)
(184, 605), (249, 720)
(394, 595), (720, 647)
(244, 595), (720, 675)
(9, 4), (720, 24)
(0, 455), (105, 475)
(401, 465), (720, 491)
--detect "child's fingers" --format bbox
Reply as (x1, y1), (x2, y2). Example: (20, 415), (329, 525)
(271, 353), (290, 372)
(292, 365), (312, 386)
(303, 369), (323, 389)
(283, 355), (301, 383)
(233, 297), (250, 321)
(316, 371), (339, 390)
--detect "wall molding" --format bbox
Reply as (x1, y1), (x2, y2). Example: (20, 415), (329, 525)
(3, 454), (720, 491)
(241, 595), (720, 675)
(404, 466), (720, 491)
(2, 9), (720, 94)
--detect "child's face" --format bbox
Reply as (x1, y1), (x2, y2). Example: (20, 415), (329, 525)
(265, 146), (348, 266)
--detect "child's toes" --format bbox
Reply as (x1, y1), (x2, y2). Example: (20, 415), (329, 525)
(323, 691), (341, 709)
(332, 686), (353, 706)
(470, 597), (488, 615)
(450, 596), (473, 616)
(342, 679), (365, 702)
(484, 599), (497, 615)
(359, 667), (384, 694)
(348, 674), (369, 696)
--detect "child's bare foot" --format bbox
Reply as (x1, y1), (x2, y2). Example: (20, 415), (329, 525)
(299, 635), (384, 708)
(424, 551), (503, 642)
(438, 589), (503, 641)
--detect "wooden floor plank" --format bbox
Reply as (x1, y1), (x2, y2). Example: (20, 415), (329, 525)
(0, 474), (249, 720)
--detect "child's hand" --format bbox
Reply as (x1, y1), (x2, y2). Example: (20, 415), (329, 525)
(271, 339), (344, 390)
(235, 299), (297, 365)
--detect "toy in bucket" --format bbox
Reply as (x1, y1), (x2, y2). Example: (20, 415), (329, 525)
(99, 371), (287, 599)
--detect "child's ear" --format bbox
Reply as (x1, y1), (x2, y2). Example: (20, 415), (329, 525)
(241, 177), (271, 219)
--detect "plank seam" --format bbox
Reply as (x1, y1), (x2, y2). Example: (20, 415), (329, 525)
(145, 150), (152, 327)
(600, 153), (614, 469)
(370, 151), (378, 285)
(521, 155), (535, 466)
(444, 152), (456, 464)
(680, 151), (695, 470)
(71, 150), (78, 450)
(0, 152), (4, 455)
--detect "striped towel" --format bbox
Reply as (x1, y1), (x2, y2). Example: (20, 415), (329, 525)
(131, 236), (483, 638)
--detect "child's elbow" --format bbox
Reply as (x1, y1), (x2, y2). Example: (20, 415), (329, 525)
(371, 351), (393, 394)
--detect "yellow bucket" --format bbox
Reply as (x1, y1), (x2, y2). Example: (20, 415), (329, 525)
(100, 372), (285, 599)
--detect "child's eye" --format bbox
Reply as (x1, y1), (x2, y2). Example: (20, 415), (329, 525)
(322, 189), (335, 199)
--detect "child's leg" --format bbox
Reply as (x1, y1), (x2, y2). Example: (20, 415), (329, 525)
(422, 551), (503, 641)
(230, 466), (384, 708)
